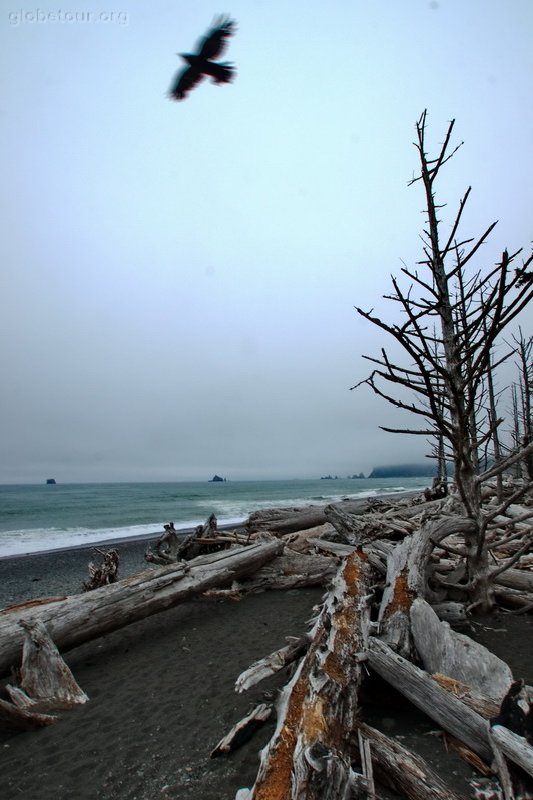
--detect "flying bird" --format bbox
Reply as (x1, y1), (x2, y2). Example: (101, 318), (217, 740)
(168, 16), (237, 101)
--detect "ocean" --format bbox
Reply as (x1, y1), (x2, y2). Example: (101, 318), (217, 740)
(0, 477), (430, 557)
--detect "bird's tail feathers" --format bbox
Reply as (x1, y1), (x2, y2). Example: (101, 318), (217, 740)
(204, 61), (235, 84)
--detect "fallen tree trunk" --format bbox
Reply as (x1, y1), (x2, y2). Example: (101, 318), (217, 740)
(354, 721), (468, 800)
(236, 548), (338, 592)
(0, 540), (284, 678)
(493, 585), (533, 611)
(493, 568), (533, 593)
(241, 551), (374, 799)
(367, 637), (493, 762)
(246, 506), (329, 536)
(410, 598), (513, 700)
(377, 516), (477, 657)
(366, 637), (533, 776)
(491, 725), (533, 779)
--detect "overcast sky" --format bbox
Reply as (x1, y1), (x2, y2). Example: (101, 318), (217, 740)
(1, 1), (532, 484)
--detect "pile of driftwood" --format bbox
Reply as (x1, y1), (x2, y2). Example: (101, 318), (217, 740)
(0, 482), (532, 799)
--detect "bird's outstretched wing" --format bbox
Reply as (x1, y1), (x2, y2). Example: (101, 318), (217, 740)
(197, 16), (236, 61)
(169, 65), (205, 101)
(203, 61), (235, 84)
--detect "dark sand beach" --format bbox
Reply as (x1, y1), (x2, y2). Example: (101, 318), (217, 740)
(0, 536), (532, 800)
(0, 540), (325, 800)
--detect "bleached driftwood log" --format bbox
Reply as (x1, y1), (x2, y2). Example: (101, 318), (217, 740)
(0, 697), (58, 730)
(430, 674), (500, 718)
(0, 540), (284, 678)
(367, 636), (533, 773)
(410, 598), (513, 700)
(491, 725), (533, 779)
(6, 618), (88, 710)
(236, 547), (338, 592)
(493, 585), (533, 611)
(354, 721), (468, 800)
(377, 516), (476, 657)
(324, 502), (418, 544)
(211, 703), (272, 758)
(235, 634), (311, 693)
(246, 506), (329, 536)
(240, 551), (374, 799)
(493, 568), (533, 593)
(367, 637), (493, 760)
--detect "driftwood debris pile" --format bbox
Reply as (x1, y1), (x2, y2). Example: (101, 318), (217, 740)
(1, 482), (533, 798)
(142, 481), (533, 799)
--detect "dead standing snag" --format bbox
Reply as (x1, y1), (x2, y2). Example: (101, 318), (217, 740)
(353, 111), (533, 612)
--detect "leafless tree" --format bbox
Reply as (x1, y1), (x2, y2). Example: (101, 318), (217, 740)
(510, 329), (533, 480)
(352, 111), (533, 611)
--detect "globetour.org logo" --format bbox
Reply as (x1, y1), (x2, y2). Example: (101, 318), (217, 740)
(8, 9), (129, 26)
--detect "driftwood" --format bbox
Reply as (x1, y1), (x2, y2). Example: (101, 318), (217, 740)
(233, 487), (533, 798)
(0, 696), (58, 730)
(491, 725), (533, 779)
(367, 636), (493, 762)
(410, 598), (513, 699)
(240, 551), (374, 799)
(377, 516), (476, 656)
(6, 618), (88, 710)
(4, 485), (533, 799)
(145, 514), (229, 565)
(354, 721), (468, 800)
(431, 673), (500, 719)
(0, 540), (284, 678)
(211, 703), (272, 758)
(83, 548), (119, 591)
(246, 506), (329, 536)
(367, 636), (533, 777)
(235, 634), (311, 693)
(236, 547), (338, 592)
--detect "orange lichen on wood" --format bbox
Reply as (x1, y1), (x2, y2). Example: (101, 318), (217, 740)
(300, 695), (328, 741)
(323, 554), (365, 686)
(382, 569), (414, 619)
(252, 657), (313, 800)
(251, 551), (370, 799)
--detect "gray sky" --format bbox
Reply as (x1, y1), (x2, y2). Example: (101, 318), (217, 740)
(1, 1), (532, 483)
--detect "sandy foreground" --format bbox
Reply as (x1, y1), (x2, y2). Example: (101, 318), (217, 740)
(0, 535), (532, 800)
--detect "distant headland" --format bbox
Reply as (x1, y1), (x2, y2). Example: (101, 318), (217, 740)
(368, 463), (436, 478)
(46, 478), (57, 485)
(209, 475), (226, 482)
(321, 464), (436, 480)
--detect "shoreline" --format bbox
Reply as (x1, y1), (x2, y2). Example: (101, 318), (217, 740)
(0, 488), (424, 563)
(0, 490), (422, 611)
(1, 487), (532, 800)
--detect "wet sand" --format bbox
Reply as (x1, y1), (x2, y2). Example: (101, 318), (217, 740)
(0, 536), (532, 800)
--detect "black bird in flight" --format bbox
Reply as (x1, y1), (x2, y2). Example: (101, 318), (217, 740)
(168, 16), (237, 101)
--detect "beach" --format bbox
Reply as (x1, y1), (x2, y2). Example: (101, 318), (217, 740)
(0, 537), (325, 800)
(1, 534), (532, 800)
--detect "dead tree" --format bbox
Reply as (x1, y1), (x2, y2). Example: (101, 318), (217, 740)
(511, 329), (533, 480)
(352, 110), (533, 611)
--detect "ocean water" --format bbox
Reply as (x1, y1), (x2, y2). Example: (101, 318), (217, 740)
(0, 477), (430, 557)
